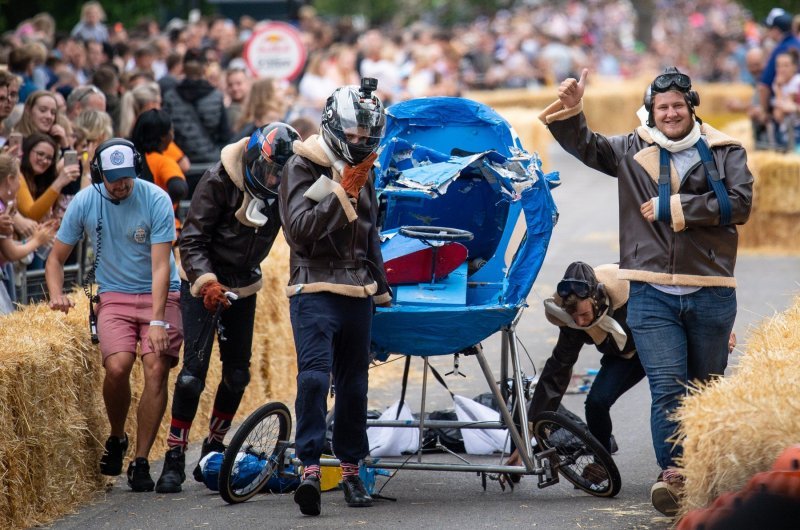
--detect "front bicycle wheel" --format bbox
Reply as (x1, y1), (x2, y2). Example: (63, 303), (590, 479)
(219, 402), (292, 504)
(532, 411), (621, 497)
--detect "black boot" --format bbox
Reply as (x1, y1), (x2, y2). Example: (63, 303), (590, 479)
(341, 475), (373, 507)
(193, 437), (226, 482)
(294, 475), (321, 516)
(127, 457), (155, 492)
(156, 447), (186, 493)
(99, 433), (128, 476)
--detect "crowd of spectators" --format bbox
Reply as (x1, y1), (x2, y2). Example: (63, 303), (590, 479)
(0, 0), (796, 310)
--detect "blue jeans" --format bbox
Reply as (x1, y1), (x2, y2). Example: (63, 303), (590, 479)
(585, 353), (646, 453)
(627, 282), (736, 469)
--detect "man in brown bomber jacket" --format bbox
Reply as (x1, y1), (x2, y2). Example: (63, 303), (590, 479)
(538, 67), (752, 517)
(279, 80), (391, 516)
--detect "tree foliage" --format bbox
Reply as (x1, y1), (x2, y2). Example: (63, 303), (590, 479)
(0, 0), (186, 34)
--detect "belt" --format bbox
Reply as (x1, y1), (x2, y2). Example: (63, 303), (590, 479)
(290, 258), (364, 269)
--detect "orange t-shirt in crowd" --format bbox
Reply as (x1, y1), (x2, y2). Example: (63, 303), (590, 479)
(163, 141), (185, 164)
(144, 151), (186, 231)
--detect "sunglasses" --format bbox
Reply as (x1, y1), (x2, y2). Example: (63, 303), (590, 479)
(557, 279), (593, 299)
(652, 72), (692, 93)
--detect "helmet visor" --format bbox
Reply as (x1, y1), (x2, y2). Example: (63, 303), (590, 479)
(652, 72), (691, 93)
(249, 156), (284, 194)
(332, 89), (386, 141)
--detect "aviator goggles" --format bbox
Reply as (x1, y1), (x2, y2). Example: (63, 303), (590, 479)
(652, 72), (692, 93)
(557, 279), (593, 299)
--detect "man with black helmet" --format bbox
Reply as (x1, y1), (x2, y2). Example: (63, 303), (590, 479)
(279, 78), (391, 516)
(155, 122), (300, 493)
(539, 68), (752, 516)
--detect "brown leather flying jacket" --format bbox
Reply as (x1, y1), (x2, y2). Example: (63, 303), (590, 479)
(179, 137), (281, 298)
(278, 135), (391, 303)
(539, 100), (753, 287)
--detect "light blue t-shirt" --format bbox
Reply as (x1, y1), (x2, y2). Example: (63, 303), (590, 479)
(57, 180), (180, 294)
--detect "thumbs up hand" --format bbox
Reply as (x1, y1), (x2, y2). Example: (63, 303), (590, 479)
(558, 68), (588, 109)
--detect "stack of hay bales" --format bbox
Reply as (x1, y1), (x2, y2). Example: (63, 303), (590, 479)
(0, 301), (106, 529)
(674, 295), (800, 514)
(739, 149), (800, 253)
(0, 234), (297, 529)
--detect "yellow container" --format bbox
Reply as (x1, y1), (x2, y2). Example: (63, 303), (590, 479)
(319, 456), (343, 491)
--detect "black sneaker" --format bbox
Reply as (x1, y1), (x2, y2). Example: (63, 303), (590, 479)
(294, 475), (321, 516)
(609, 434), (619, 455)
(99, 434), (128, 476)
(193, 437), (226, 482)
(341, 475), (373, 508)
(156, 447), (186, 493)
(127, 457), (155, 492)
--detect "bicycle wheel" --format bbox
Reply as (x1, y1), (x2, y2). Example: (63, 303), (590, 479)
(532, 411), (621, 497)
(218, 402), (292, 504)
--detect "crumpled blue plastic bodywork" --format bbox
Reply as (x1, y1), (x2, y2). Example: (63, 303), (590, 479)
(371, 97), (558, 358)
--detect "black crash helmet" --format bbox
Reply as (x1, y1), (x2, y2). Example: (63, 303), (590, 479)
(243, 122), (301, 200)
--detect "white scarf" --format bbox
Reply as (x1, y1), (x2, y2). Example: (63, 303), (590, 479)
(636, 105), (702, 153)
(543, 298), (628, 350)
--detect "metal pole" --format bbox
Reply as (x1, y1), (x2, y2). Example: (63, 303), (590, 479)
(312, 456), (536, 475)
(475, 348), (534, 470)
(508, 327), (534, 464)
(418, 357), (429, 463)
(500, 328), (509, 401)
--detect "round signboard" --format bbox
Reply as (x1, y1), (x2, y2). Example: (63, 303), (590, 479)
(243, 22), (307, 81)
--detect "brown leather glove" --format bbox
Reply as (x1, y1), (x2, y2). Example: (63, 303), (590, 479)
(200, 280), (231, 312)
(340, 152), (378, 198)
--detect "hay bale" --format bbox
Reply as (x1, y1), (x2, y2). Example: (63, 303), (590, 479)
(675, 295), (800, 514)
(747, 151), (800, 215)
(0, 301), (106, 529)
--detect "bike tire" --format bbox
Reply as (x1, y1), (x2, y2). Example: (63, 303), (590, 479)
(218, 402), (292, 504)
(532, 411), (621, 497)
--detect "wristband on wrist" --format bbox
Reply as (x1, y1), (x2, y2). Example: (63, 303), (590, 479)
(149, 320), (170, 329)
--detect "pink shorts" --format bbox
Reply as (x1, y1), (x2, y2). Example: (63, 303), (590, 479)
(96, 291), (183, 366)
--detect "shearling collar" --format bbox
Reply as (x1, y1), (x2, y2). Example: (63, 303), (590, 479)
(633, 123), (741, 188)
(220, 137), (264, 228)
(221, 137), (248, 191)
(292, 134), (344, 182)
(636, 122), (741, 148)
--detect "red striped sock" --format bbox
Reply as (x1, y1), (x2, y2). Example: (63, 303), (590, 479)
(303, 464), (321, 479)
(167, 418), (192, 451)
(341, 462), (359, 478)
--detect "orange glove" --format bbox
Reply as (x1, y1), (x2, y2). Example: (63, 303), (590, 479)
(340, 152), (378, 198)
(200, 280), (231, 312)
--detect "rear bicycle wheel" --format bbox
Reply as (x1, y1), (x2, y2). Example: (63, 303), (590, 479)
(218, 402), (292, 504)
(532, 411), (621, 497)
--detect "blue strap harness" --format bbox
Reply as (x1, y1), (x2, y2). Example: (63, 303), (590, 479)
(657, 139), (732, 226)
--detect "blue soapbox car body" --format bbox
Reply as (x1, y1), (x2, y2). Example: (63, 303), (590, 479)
(371, 97), (559, 357)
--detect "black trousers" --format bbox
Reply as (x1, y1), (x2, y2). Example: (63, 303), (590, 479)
(171, 280), (256, 424)
(290, 292), (372, 467)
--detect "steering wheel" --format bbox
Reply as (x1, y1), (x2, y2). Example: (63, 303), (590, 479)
(398, 225), (474, 243)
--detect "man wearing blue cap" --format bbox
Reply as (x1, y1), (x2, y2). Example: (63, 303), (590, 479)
(45, 138), (183, 492)
(758, 9), (800, 123)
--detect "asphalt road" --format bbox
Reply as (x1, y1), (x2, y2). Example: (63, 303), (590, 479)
(50, 142), (800, 530)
